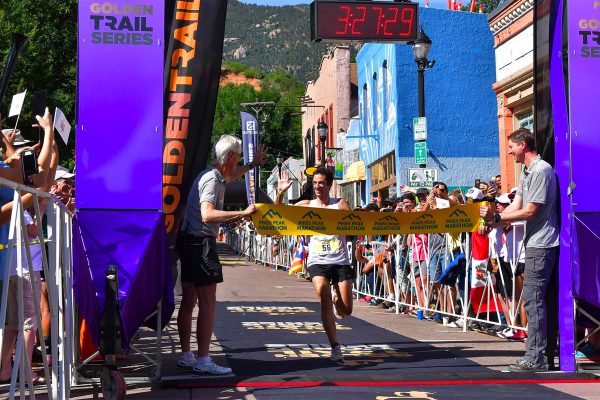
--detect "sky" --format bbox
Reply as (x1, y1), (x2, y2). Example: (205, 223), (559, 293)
(240, 0), (450, 9)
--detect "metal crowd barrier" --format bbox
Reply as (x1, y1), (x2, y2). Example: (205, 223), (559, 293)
(353, 224), (527, 334)
(225, 227), (297, 272)
(226, 223), (529, 336)
(0, 177), (74, 400)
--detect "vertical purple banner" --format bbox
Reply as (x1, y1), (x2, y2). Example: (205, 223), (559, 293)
(568, 0), (600, 213)
(241, 111), (259, 205)
(550, 0), (575, 372)
(76, 1), (164, 209)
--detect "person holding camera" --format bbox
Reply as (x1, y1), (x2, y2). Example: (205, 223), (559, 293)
(0, 108), (56, 192)
(176, 135), (266, 376)
(0, 108), (57, 385)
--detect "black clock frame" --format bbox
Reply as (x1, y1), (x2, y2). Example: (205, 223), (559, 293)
(310, 0), (419, 42)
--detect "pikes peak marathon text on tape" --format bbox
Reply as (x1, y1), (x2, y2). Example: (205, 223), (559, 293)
(252, 203), (485, 236)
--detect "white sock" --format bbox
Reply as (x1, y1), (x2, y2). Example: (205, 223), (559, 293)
(182, 351), (195, 360)
(197, 356), (211, 365)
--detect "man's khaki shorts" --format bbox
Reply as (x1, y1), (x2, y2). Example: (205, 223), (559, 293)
(5, 272), (41, 331)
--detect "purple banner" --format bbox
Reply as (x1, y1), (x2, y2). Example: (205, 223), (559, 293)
(569, 0), (600, 213)
(76, 0), (164, 209)
(241, 111), (259, 205)
(550, 0), (575, 372)
(73, 211), (173, 349)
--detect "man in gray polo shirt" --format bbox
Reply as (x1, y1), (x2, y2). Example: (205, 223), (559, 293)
(480, 128), (559, 372)
(176, 135), (266, 375)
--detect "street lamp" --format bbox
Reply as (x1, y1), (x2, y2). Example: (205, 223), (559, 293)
(410, 27), (435, 168)
(276, 153), (284, 178)
(317, 120), (328, 166)
(410, 27), (435, 118)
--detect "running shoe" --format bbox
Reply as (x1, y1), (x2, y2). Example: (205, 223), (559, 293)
(369, 298), (382, 306)
(176, 352), (197, 372)
(447, 318), (465, 329)
(193, 359), (232, 375)
(575, 343), (600, 360)
(506, 359), (547, 372)
(331, 344), (344, 362)
(497, 327), (515, 339)
(508, 329), (528, 341)
(486, 324), (504, 335)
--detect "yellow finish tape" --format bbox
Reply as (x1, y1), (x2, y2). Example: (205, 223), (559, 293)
(252, 202), (486, 236)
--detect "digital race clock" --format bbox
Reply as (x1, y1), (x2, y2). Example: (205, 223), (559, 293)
(310, 1), (419, 42)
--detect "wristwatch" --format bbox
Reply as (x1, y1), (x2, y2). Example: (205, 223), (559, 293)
(494, 213), (501, 223)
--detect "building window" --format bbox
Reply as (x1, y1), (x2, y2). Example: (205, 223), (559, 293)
(340, 183), (358, 208)
(305, 129), (314, 167)
(369, 152), (396, 198)
(512, 108), (533, 187)
(373, 72), (378, 129)
(328, 104), (334, 146)
(362, 83), (368, 135)
(515, 109), (534, 132)
(383, 60), (388, 123)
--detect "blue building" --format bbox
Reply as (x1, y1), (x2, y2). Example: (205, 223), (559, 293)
(356, 7), (499, 201)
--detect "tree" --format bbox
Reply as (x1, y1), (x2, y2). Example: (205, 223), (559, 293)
(213, 66), (304, 189)
(0, 1), (77, 169)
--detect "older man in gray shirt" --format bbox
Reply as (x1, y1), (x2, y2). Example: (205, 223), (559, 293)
(176, 135), (266, 376)
(480, 128), (559, 372)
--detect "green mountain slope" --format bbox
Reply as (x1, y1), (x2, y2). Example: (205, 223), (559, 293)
(223, 0), (358, 84)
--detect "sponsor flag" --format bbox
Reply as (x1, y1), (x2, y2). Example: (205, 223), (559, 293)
(163, 0), (229, 240)
(241, 111), (259, 205)
(288, 237), (305, 275)
(54, 107), (72, 145)
(470, 231), (499, 314)
(8, 90), (26, 117)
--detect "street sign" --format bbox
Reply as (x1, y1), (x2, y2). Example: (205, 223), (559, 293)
(414, 142), (427, 165)
(408, 168), (438, 188)
(413, 117), (427, 141)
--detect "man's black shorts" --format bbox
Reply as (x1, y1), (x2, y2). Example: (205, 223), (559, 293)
(179, 235), (223, 287)
(514, 262), (525, 277)
(308, 264), (353, 284)
(495, 260), (514, 299)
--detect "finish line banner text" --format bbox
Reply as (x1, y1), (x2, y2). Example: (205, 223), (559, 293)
(252, 203), (485, 236)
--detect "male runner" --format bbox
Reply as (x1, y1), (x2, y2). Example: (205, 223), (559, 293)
(276, 168), (353, 362)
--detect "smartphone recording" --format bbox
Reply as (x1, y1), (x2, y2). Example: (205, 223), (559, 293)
(21, 150), (38, 185)
(32, 90), (47, 143)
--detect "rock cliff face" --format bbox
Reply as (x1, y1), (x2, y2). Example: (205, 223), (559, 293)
(223, 0), (360, 84)
(219, 69), (261, 91)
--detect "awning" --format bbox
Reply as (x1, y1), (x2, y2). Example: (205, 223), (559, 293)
(344, 161), (366, 183)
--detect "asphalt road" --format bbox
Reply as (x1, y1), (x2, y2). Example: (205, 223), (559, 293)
(9, 243), (598, 400)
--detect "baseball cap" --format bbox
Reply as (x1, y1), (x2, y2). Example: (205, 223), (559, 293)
(465, 187), (484, 200)
(416, 188), (429, 196)
(495, 193), (512, 204)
